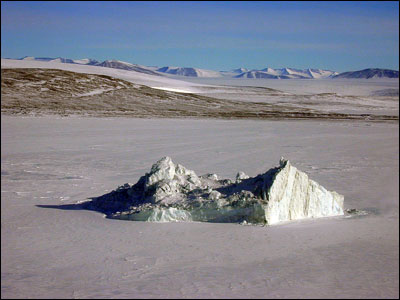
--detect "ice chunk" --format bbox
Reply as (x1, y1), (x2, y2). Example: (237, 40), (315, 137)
(264, 159), (344, 224)
(236, 171), (250, 183)
(85, 157), (344, 225)
(148, 207), (192, 222)
(143, 156), (202, 204)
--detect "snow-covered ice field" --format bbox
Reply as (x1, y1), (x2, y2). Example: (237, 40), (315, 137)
(1, 115), (398, 298)
(180, 77), (399, 116)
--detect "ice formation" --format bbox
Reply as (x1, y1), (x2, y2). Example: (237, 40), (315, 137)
(85, 157), (344, 225)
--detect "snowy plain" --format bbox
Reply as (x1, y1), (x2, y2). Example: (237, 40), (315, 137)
(1, 116), (398, 298)
(1, 59), (399, 298)
(179, 77), (399, 116)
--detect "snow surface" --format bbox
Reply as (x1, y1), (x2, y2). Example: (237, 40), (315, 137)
(75, 88), (115, 97)
(180, 76), (399, 97)
(150, 87), (194, 93)
(20, 56), (36, 61)
(1, 116), (398, 298)
(72, 58), (91, 64)
(176, 77), (399, 116)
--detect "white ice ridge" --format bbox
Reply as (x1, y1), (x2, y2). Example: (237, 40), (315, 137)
(85, 157), (344, 225)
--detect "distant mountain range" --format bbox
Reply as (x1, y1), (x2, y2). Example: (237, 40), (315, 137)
(19, 56), (160, 76)
(156, 66), (223, 78)
(95, 60), (160, 76)
(20, 56), (99, 65)
(11, 56), (399, 79)
(236, 68), (337, 79)
(332, 68), (399, 79)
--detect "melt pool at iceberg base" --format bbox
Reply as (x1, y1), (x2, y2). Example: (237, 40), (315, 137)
(84, 157), (345, 225)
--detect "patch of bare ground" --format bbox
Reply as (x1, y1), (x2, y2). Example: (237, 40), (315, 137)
(1, 68), (398, 122)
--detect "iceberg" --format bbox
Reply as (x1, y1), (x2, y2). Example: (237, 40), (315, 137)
(84, 157), (344, 225)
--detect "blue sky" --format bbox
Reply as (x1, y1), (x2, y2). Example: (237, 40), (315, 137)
(1, 1), (399, 72)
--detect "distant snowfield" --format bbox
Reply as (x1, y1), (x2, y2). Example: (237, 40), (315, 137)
(180, 77), (400, 116)
(179, 76), (400, 97)
(1, 116), (398, 298)
(150, 87), (194, 93)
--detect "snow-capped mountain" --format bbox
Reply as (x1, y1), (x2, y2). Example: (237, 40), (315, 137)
(157, 66), (223, 78)
(333, 68), (399, 79)
(236, 71), (283, 79)
(48, 57), (75, 64)
(237, 67), (337, 79)
(96, 60), (161, 76)
(306, 68), (339, 79)
(232, 67), (249, 74)
(17, 57), (161, 75)
(21, 56), (53, 62)
(71, 58), (99, 65)
(20, 56), (99, 65)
